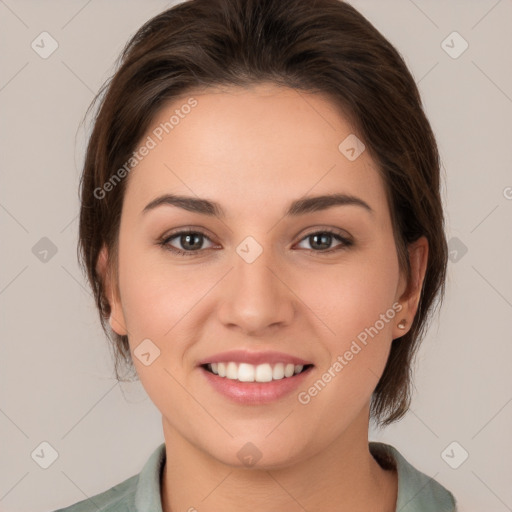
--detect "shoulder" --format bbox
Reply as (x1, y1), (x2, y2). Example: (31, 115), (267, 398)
(50, 474), (138, 512)
(50, 443), (166, 512)
(369, 441), (458, 512)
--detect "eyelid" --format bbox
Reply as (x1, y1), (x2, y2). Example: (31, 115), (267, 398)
(159, 227), (217, 252)
(297, 225), (352, 241)
(293, 227), (353, 251)
(160, 226), (217, 242)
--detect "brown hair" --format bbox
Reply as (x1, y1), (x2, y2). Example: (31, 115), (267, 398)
(78, 0), (447, 426)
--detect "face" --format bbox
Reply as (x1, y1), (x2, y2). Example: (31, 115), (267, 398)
(101, 83), (426, 468)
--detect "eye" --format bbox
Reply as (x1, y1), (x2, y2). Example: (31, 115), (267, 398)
(295, 229), (353, 253)
(159, 229), (216, 256)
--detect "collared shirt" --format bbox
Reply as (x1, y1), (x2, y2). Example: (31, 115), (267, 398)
(52, 442), (457, 511)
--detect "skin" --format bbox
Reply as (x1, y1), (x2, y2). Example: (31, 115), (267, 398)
(97, 83), (428, 512)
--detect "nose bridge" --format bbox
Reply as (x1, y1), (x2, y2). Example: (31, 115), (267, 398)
(218, 237), (294, 333)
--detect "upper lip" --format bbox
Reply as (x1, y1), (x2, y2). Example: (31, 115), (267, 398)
(197, 350), (313, 367)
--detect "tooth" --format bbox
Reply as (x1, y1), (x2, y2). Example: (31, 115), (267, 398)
(284, 363), (295, 378)
(209, 361), (308, 381)
(272, 363), (285, 380)
(237, 363), (255, 382)
(255, 363), (273, 382)
(226, 362), (238, 379)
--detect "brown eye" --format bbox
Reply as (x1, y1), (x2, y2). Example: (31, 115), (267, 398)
(295, 230), (353, 253)
(160, 230), (214, 256)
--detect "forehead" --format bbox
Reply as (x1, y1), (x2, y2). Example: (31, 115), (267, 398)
(123, 83), (388, 222)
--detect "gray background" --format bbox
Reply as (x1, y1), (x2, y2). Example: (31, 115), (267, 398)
(1, 0), (511, 511)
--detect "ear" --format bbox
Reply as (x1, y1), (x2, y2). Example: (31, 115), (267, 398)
(96, 245), (128, 336)
(394, 236), (429, 339)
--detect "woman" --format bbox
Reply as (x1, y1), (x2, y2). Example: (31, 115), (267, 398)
(55, 0), (457, 510)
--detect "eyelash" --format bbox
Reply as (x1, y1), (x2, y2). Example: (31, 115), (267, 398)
(158, 228), (353, 257)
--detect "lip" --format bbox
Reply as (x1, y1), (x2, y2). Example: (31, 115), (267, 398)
(196, 349), (313, 367)
(199, 364), (314, 405)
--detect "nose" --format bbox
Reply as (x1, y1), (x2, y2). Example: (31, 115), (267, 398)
(216, 246), (295, 336)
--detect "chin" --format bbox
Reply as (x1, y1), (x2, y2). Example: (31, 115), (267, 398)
(201, 434), (312, 471)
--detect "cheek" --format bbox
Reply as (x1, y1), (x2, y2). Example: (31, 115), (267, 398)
(294, 253), (400, 425)
(309, 240), (400, 334)
(117, 241), (214, 346)
(308, 239), (401, 385)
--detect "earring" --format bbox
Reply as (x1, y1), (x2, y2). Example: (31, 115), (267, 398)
(397, 319), (407, 330)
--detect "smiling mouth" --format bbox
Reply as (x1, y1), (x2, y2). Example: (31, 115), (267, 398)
(201, 362), (314, 383)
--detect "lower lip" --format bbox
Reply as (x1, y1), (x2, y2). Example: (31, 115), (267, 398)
(199, 365), (314, 405)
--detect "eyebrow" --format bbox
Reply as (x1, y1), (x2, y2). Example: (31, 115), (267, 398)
(142, 192), (374, 218)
